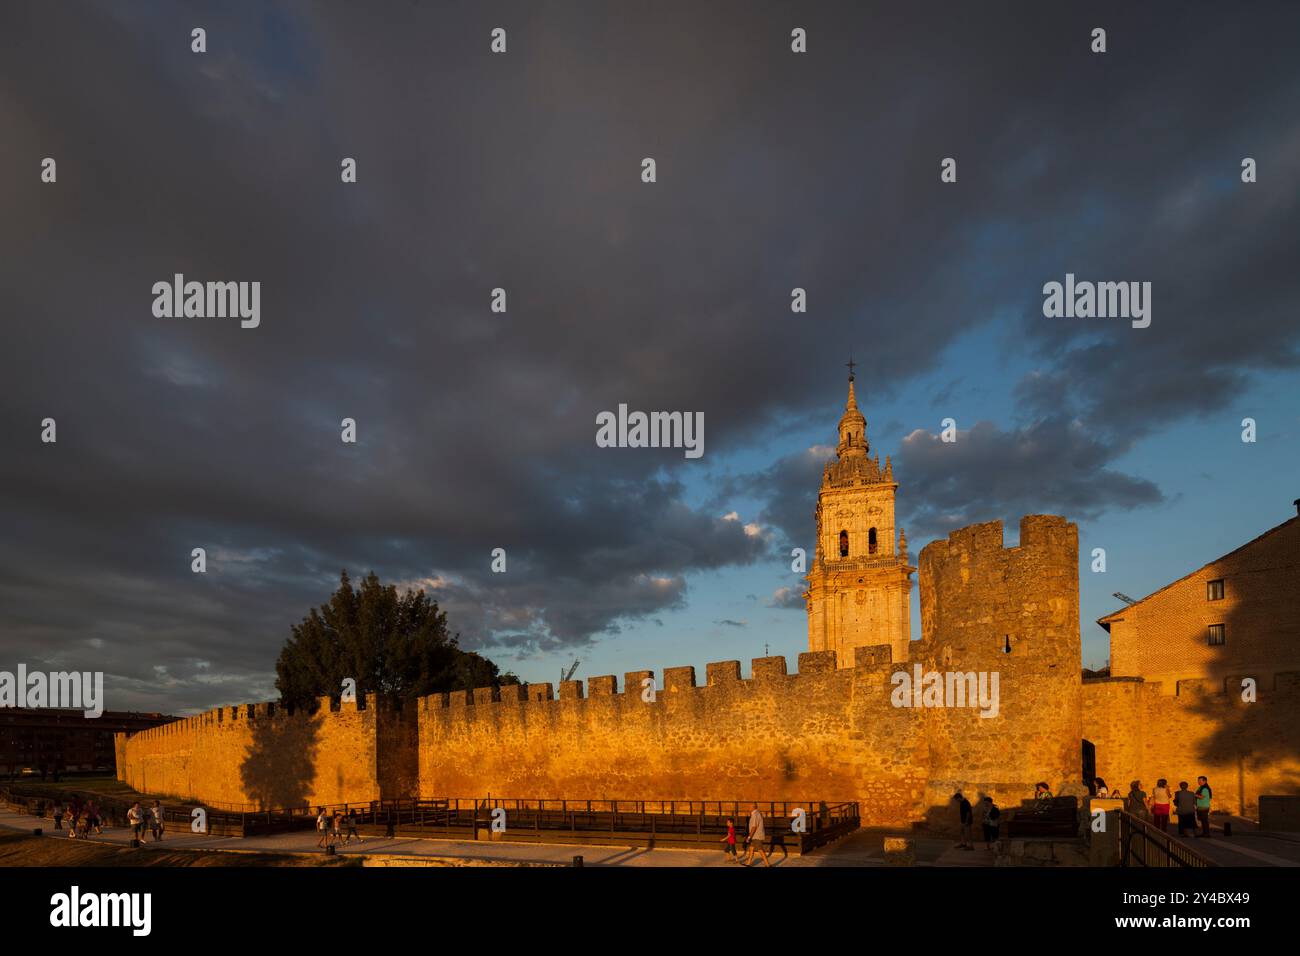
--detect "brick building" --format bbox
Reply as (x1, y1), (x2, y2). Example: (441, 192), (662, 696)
(1098, 506), (1300, 692)
(1, 707), (171, 777)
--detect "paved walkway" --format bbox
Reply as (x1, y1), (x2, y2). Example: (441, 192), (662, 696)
(1166, 824), (1300, 867)
(9, 807), (1294, 867)
(0, 809), (804, 867)
(0, 807), (967, 867)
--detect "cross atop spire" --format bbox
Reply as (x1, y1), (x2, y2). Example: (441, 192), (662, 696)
(845, 354), (857, 382)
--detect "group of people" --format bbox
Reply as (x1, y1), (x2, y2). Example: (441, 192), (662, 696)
(950, 774), (1216, 850)
(718, 804), (790, 866)
(49, 797), (101, 838)
(46, 797), (165, 843)
(315, 807), (365, 848)
(952, 791), (1003, 850)
(1111, 776), (1214, 838)
(125, 801), (166, 843)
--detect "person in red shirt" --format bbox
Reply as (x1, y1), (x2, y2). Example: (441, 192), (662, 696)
(719, 817), (738, 863)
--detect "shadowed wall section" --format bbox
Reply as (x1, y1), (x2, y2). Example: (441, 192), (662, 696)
(115, 694), (414, 810)
(1083, 674), (1300, 817)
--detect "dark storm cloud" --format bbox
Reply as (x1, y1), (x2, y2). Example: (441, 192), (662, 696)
(1, 1), (1298, 711)
(895, 420), (1164, 538)
(717, 445), (831, 550)
(725, 412), (1165, 549)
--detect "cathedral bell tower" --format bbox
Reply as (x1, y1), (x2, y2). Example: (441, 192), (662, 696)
(805, 361), (914, 666)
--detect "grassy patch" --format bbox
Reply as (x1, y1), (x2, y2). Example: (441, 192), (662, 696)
(5, 775), (187, 804)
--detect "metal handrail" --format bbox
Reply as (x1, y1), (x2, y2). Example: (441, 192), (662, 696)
(1118, 810), (1216, 868)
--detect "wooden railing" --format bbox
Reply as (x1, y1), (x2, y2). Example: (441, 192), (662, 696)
(2, 785), (859, 852)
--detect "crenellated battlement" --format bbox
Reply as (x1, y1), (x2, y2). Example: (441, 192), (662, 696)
(918, 514), (1079, 663)
(921, 514), (1077, 562)
(416, 651), (869, 712)
(415, 646), (938, 822)
(120, 690), (406, 744)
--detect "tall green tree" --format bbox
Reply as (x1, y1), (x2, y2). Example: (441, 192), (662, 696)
(275, 570), (519, 709)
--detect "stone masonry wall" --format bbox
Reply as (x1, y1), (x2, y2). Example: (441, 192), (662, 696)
(1083, 673), (1300, 818)
(116, 512), (1299, 827)
(115, 694), (414, 810)
(916, 515), (1084, 813)
(417, 653), (929, 827)
(415, 515), (1086, 829)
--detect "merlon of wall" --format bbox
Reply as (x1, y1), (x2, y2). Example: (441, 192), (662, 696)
(120, 692), (397, 744)
(416, 650), (904, 713)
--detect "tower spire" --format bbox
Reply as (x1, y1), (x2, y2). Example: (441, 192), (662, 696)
(808, 360), (913, 669)
(844, 354), (860, 414)
(837, 356), (867, 458)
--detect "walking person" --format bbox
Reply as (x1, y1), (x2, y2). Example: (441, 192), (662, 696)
(740, 804), (771, 867)
(1149, 779), (1172, 832)
(315, 807), (329, 849)
(1174, 782), (1198, 837)
(150, 801), (164, 841)
(86, 800), (102, 835)
(719, 817), (738, 863)
(1195, 776), (1213, 838)
(345, 808), (362, 845)
(331, 810), (343, 847)
(980, 796), (1001, 850)
(953, 791), (975, 850)
(52, 801), (64, 831)
(127, 802), (144, 844)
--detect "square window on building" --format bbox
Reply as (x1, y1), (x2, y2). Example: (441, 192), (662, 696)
(1208, 624), (1226, 646)
(1207, 579), (1225, 601)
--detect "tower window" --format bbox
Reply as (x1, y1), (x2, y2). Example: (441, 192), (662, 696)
(868, 527), (878, 554)
(838, 530), (849, 557)
(1208, 624), (1225, 646)
(1207, 579), (1224, 601)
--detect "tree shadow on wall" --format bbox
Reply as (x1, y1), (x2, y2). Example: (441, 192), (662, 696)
(239, 709), (323, 811)
(1173, 599), (1300, 811)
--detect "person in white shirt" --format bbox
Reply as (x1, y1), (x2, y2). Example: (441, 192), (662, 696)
(740, 804), (771, 867)
(126, 802), (144, 843)
(149, 801), (164, 841)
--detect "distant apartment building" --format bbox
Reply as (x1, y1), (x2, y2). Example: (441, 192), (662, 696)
(1098, 505), (1300, 692)
(1, 708), (172, 776)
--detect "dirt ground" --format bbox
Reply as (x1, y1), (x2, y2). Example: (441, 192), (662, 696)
(0, 831), (357, 867)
